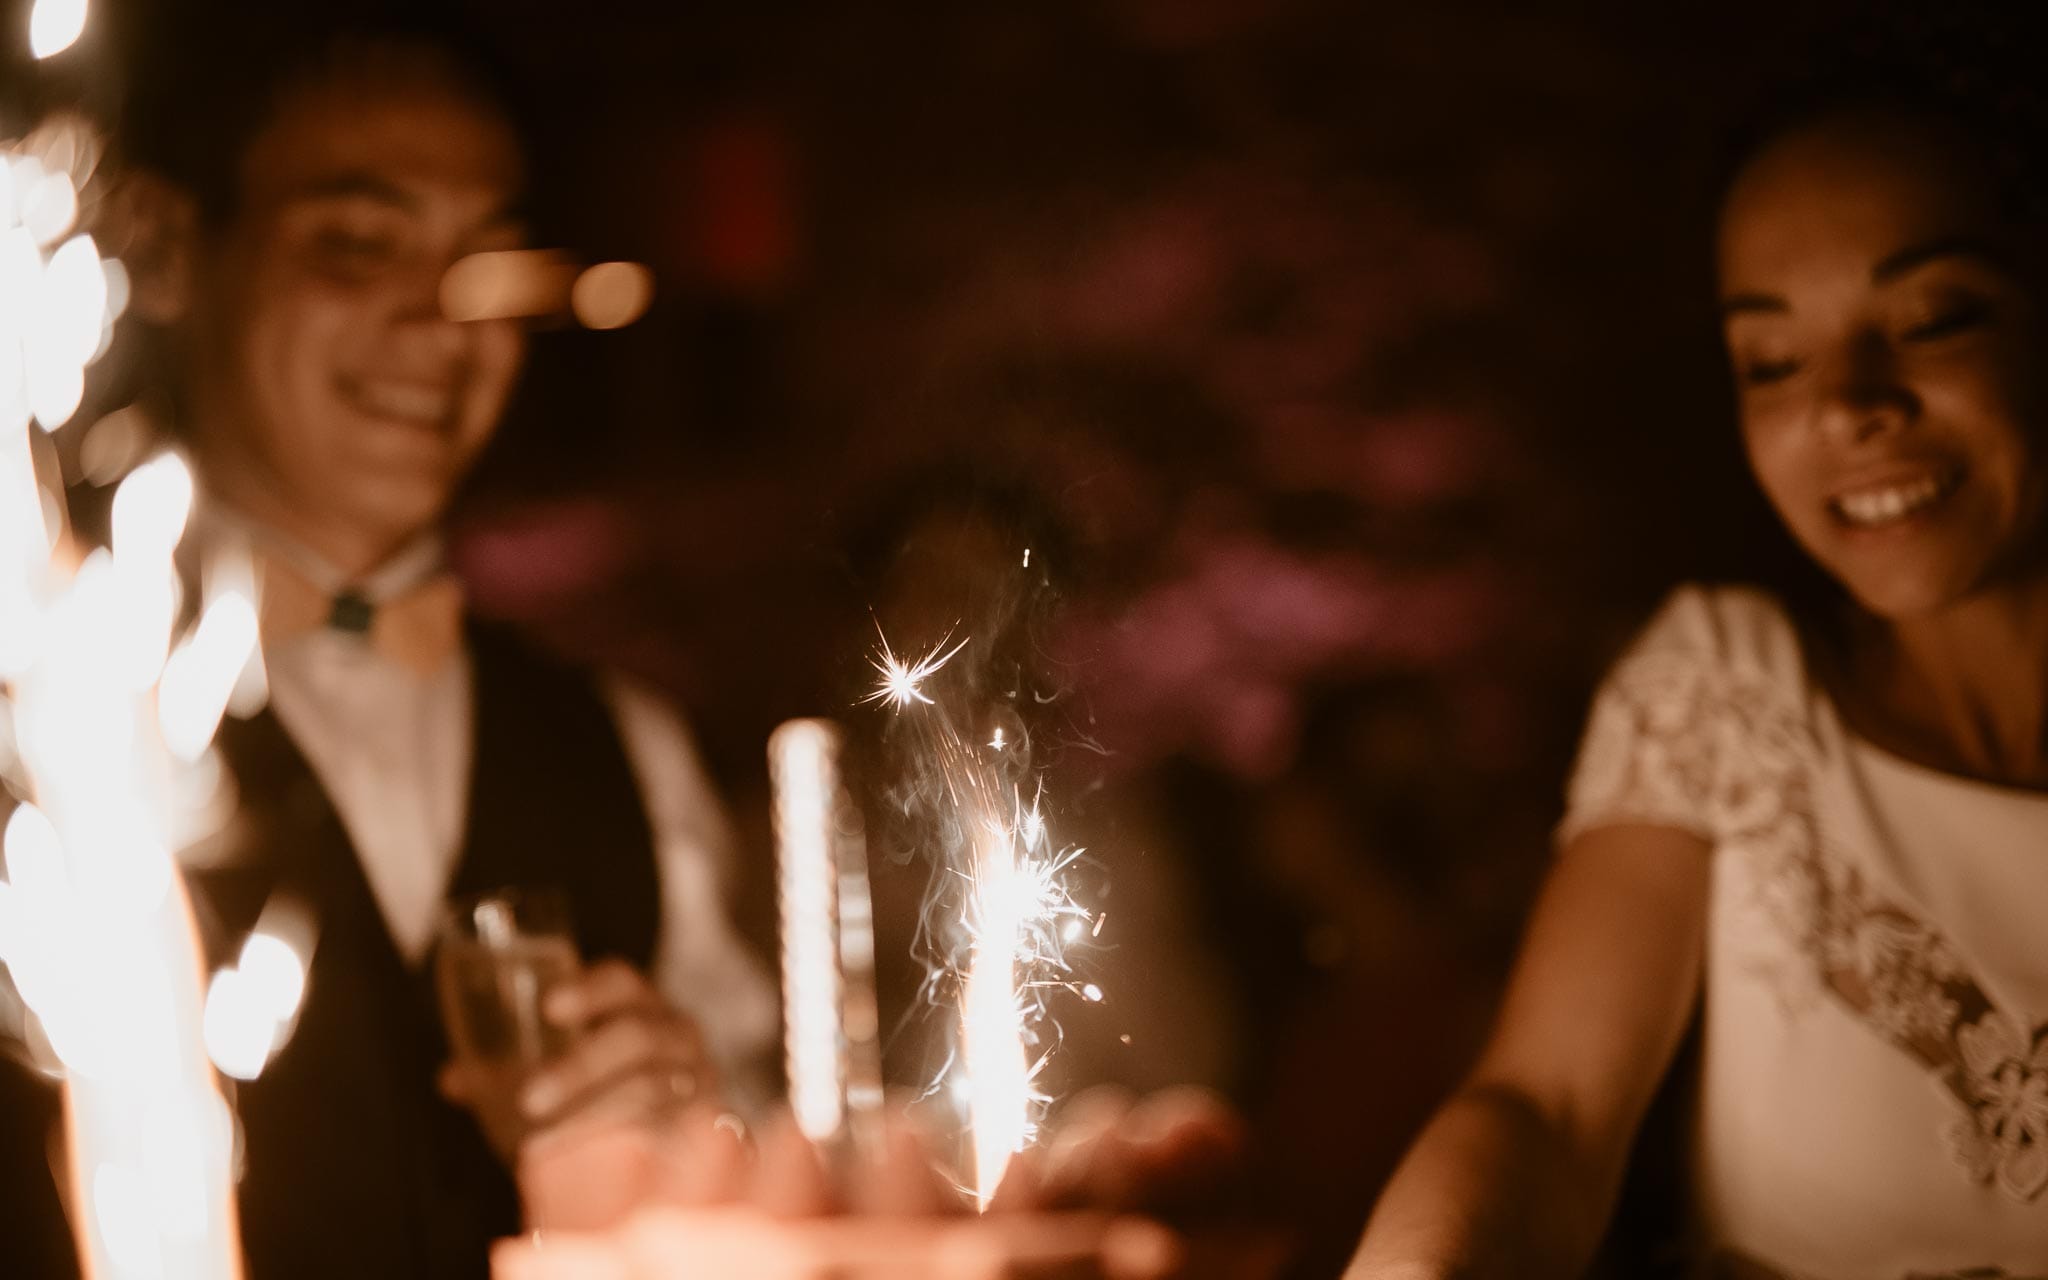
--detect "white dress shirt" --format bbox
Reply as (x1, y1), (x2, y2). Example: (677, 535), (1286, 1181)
(212, 515), (778, 1087)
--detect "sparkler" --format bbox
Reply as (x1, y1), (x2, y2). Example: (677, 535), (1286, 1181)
(769, 718), (883, 1168)
(0, 117), (268, 1278)
(868, 629), (1092, 1211)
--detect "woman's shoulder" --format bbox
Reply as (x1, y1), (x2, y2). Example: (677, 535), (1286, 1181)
(1615, 581), (1809, 694)
(1561, 583), (1816, 844)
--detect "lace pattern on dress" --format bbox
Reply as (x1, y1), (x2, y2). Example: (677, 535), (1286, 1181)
(1711, 1252), (2048, 1280)
(1573, 647), (2048, 1205)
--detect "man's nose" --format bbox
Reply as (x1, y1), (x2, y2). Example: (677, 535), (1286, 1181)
(386, 258), (473, 359)
(1811, 332), (1915, 446)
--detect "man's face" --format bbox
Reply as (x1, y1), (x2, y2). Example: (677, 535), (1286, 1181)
(184, 71), (528, 564)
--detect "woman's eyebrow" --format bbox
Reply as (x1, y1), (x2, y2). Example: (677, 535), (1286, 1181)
(1872, 236), (2011, 283)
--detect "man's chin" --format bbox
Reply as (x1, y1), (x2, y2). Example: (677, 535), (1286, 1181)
(334, 479), (460, 557)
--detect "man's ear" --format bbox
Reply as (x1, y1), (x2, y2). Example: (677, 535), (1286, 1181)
(99, 170), (198, 325)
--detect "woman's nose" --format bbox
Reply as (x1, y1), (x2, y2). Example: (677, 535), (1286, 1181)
(1811, 333), (1914, 445)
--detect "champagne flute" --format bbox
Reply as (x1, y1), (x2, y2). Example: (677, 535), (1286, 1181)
(435, 887), (580, 1157)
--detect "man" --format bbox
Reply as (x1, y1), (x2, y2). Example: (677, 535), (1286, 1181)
(0, 15), (774, 1279)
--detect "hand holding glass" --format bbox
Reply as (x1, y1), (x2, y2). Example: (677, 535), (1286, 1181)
(436, 887), (581, 1157)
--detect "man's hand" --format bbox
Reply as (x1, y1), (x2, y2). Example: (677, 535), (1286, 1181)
(440, 958), (717, 1222)
(515, 960), (715, 1136)
(997, 1086), (1247, 1216)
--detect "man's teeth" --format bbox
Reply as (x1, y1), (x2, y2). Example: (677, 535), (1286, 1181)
(1835, 477), (1946, 526)
(355, 382), (451, 423)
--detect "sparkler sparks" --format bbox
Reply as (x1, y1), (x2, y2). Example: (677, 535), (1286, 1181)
(862, 627), (969, 709)
(866, 628), (1095, 1210)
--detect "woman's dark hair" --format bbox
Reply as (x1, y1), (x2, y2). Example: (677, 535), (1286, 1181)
(1696, 18), (2048, 638)
(117, 2), (533, 228)
(1712, 19), (2048, 243)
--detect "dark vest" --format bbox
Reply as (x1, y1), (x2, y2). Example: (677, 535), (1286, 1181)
(0, 623), (661, 1279)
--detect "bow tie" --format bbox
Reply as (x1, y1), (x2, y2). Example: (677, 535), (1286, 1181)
(256, 553), (466, 677)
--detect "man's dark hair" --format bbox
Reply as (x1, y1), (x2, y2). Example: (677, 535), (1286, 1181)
(118, 1), (532, 227)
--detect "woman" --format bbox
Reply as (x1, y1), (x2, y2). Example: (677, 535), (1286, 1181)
(1348, 74), (2048, 1280)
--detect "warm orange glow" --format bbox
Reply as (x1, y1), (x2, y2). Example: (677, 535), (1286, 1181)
(569, 262), (654, 331)
(439, 248), (578, 323)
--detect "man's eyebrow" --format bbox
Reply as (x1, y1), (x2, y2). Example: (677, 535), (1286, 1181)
(1873, 236), (2013, 283)
(281, 172), (419, 212)
(1721, 291), (1787, 317)
(278, 177), (531, 237)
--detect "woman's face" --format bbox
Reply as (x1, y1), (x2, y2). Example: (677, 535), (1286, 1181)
(1719, 112), (2048, 618)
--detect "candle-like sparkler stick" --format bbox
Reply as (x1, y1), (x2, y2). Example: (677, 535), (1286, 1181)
(4, 458), (255, 1279)
(0, 120), (261, 1278)
(769, 718), (883, 1168)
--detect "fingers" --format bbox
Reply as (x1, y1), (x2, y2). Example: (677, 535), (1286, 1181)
(1038, 1087), (1140, 1209)
(1114, 1087), (1245, 1209)
(544, 958), (662, 1028)
(855, 1108), (969, 1217)
(514, 961), (715, 1135)
(652, 1105), (754, 1207)
(517, 1121), (662, 1232)
(1031, 1086), (1246, 1214)
(750, 1108), (838, 1217)
(520, 1008), (707, 1125)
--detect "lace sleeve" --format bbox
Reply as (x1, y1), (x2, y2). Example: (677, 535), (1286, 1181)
(1557, 587), (1759, 847)
(1559, 650), (1725, 845)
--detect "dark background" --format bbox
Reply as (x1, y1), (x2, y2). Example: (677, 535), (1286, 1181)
(7, 0), (1994, 1271)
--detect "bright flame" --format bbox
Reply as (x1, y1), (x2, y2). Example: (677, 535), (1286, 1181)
(158, 591), (258, 762)
(961, 819), (1033, 1209)
(0, 112), (253, 1279)
(110, 453), (193, 563)
(235, 933), (306, 1024)
(21, 167), (79, 248)
(2, 510), (253, 1276)
(29, 0), (88, 59)
(202, 932), (304, 1083)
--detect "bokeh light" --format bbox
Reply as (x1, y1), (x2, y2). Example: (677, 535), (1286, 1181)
(569, 261), (654, 330)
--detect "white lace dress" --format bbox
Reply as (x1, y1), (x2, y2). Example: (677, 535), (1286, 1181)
(1563, 586), (2048, 1280)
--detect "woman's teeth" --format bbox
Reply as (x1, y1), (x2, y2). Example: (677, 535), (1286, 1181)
(1832, 476), (1948, 527)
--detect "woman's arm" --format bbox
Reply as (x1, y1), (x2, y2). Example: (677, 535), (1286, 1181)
(1345, 821), (1712, 1280)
